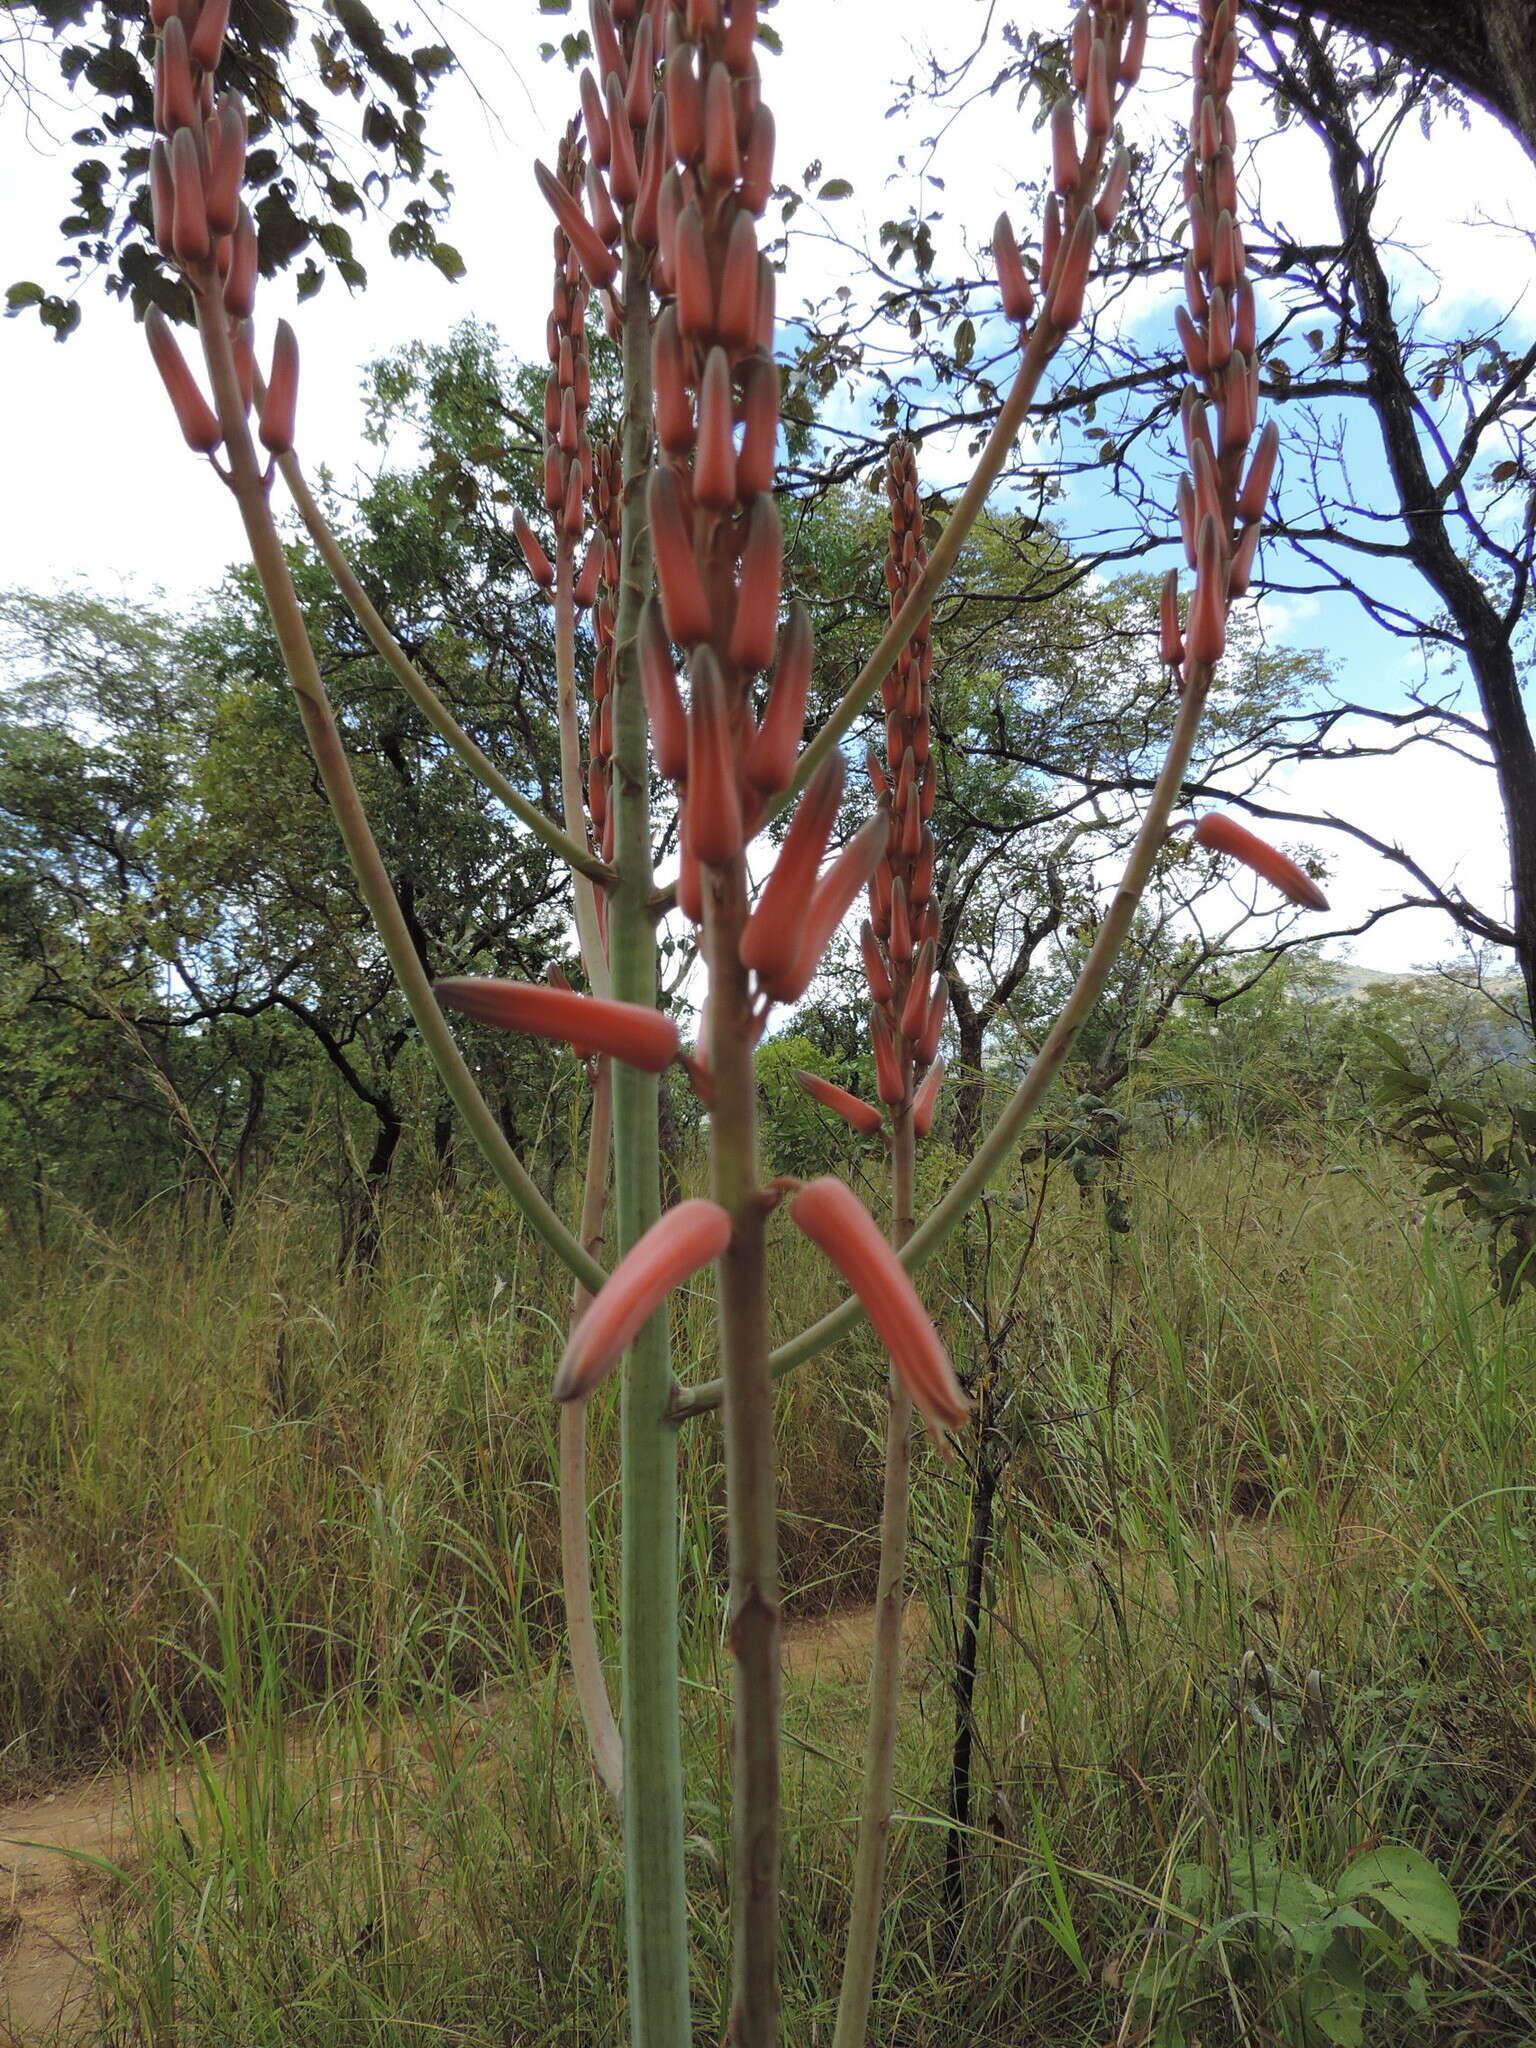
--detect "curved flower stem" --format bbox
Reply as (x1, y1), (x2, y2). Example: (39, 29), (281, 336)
(608, 246), (692, 2047)
(273, 447), (616, 892)
(560, 1056), (622, 1805)
(190, 295), (606, 1296)
(553, 542), (614, 995)
(832, 1105), (916, 2048)
(672, 674), (1212, 1419)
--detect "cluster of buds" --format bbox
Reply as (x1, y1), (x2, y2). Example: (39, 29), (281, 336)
(992, 0), (1143, 349)
(516, 130), (598, 599)
(141, 0), (298, 470)
(1160, 0), (1274, 682)
(796, 444), (946, 1142)
(1157, 0), (1328, 916)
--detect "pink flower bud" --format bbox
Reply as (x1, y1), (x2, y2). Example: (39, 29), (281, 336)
(693, 346), (737, 510)
(889, 874), (912, 963)
(736, 352), (780, 494)
(791, 1177), (971, 1448)
(739, 104), (775, 215)
(729, 492), (782, 672)
(580, 70), (612, 167)
(918, 977), (947, 1067)
(258, 318), (299, 455)
(716, 209), (760, 347)
(992, 213), (1034, 325)
(633, 100), (666, 246)
(156, 17), (197, 133)
(168, 125), (209, 265)
(1237, 418), (1279, 524)
(912, 1056), (944, 1138)
(871, 1005), (904, 1104)
(860, 919), (893, 1004)
(796, 1071), (883, 1137)
(624, 11), (654, 125)
(665, 44), (703, 164)
(1085, 38), (1113, 139)
(223, 201), (258, 319)
(673, 201), (714, 337)
(652, 304), (694, 456)
(1229, 519), (1259, 598)
(745, 599), (812, 794)
(534, 161), (618, 291)
(204, 94), (245, 236)
(591, 0), (625, 90)
(648, 467), (713, 644)
(187, 0), (230, 73)
(1119, 0), (1149, 85)
(1050, 97), (1080, 196)
(553, 1199), (732, 1401)
(1186, 513), (1226, 665)
(787, 811), (892, 1002)
(1193, 814), (1329, 911)
(1175, 304), (1208, 377)
(899, 938), (934, 1040)
(703, 61), (741, 186)
(685, 649), (744, 865)
(1094, 146), (1131, 232)
(605, 77), (640, 205)
(434, 977), (683, 1068)
(1159, 570), (1184, 668)
(514, 511), (555, 591)
(149, 138), (176, 259)
(740, 754), (844, 998)
(145, 306), (221, 453)
(585, 164), (620, 248)
(1044, 203), (1095, 331)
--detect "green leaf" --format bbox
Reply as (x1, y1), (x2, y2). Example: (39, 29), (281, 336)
(1336, 1845), (1459, 1948)
(818, 178), (854, 200)
(430, 241), (466, 281)
(5, 281), (45, 313)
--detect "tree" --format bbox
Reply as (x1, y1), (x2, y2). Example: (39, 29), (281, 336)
(3, 0), (463, 336)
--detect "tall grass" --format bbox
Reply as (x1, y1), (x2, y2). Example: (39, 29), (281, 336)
(3, 1134), (1534, 2041)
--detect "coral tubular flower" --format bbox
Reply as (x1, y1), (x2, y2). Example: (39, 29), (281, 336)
(745, 599), (812, 795)
(534, 161), (618, 291)
(739, 755), (845, 997)
(144, 307), (222, 454)
(553, 1199), (732, 1402)
(992, 213), (1034, 325)
(1193, 814), (1329, 911)
(639, 599), (689, 780)
(648, 468), (714, 645)
(514, 512), (555, 591)
(795, 1071), (884, 1137)
(728, 492), (783, 673)
(258, 319), (300, 456)
(786, 811), (892, 1003)
(790, 1177), (971, 1448)
(912, 1057), (945, 1139)
(434, 978), (683, 1070)
(686, 649), (745, 864)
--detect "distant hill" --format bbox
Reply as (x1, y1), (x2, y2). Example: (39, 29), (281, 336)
(1312, 960), (1525, 1004)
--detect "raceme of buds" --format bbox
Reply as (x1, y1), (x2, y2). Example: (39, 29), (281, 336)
(790, 1177), (972, 1449)
(1191, 814), (1329, 912)
(1163, 0), (1274, 698)
(552, 1199), (734, 1401)
(434, 978), (684, 1071)
(794, 1071), (885, 1138)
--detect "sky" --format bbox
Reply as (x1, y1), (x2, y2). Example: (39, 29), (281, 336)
(1, 0), (1531, 980)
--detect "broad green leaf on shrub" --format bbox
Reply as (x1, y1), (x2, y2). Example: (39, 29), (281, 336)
(1336, 1845), (1459, 1948)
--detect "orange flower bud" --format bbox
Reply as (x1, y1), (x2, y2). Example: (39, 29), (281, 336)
(735, 352), (780, 495)
(1159, 569), (1184, 668)
(665, 44), (702, 164)
(434, 978), (683, 1069)
(992, 212), (1034, 325)
(740, 103), (775, 215)
(1045, 202), (1095, 331)
(918, 976), (947, 1066)
(745, 599), (812, 794)
(221, 201), (257, 319)
(149, 138), (176, 259)
(899, 937), (934, 1040)
(591, 0), (624, 89)
(633, 99), (666, 246)
(723, 0), (757, 72)
(912, 1056), (945, 1138)
(674, 200), (714, 336)
(514, 510), (555, 591)
(795, 1071), (884, 1137)
(575, 535), (604, 610)
(188, 0), (229, 72)
(648, 468), (713, 644)
(889, 874), (912, 963)
(1193, 814), (1329, 911)
(787, 811), (892, 1001)
(534, 161), (618, 291)
(740, 754), (844, 997)
(860, 919), (892, 1004)
(1176, 304), (1208, 377)
(1229, 519), (1259, 598)
(203, 94), (245, 237)
(685, 648), (744, 864)
(704, 61), (741, 185)
(145, 306), (222, 453)
(729, 492), (783, 671)
(870, 1005), (904, 1104)
(258, 318), (299, 455)
(652, 304), (694, 456)
(1186, 513), (1226, 664)
(585, 163), (620, 248)
(790, 1177), (971, 1448)
(716, 208), (759, 347)
(1221, 349), (1255, 451)
(580, 69), (612, 167)
(554, 1198), (732, 1401)
(865, 745), (888, 801)
(605, 76), (639, 205)
(694, 346), (737, 510)
(637, 597), (689, 780)
(910, 828), (935, 907)
(624, 10), (654, 125)
(1070, 6), (1091, 90)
